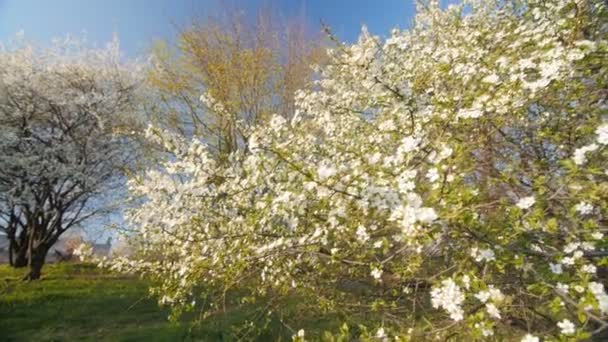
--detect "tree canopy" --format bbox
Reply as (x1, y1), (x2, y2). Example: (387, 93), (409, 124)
(0, 36), (145, 279)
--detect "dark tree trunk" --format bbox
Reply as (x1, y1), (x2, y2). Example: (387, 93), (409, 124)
(14, 252), (28, 268)
(10, 241), (28, 268)
(24, 245), (48, 281)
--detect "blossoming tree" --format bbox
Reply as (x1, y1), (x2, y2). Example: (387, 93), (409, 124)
(0, 36), (144, 279)
(106, 0), (607, 339)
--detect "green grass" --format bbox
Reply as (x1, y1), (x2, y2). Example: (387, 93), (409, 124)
(0, 263), (347, 341)
(0, 263), (195, 341)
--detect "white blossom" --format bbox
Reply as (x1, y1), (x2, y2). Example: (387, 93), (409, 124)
(549, 263), (563, 275)
(426, 168), (440, 182)
(573, 143), (599, 165)
(471, 247), (496, 263)
(521, 334), (540, 342)
(371, 268), (383, 280)
(482, 73), (501, 84)
(516, 196), (536, 210)
(596, 124), (608, 145)
(574, 202), (593, 215)
(356, 225), (370, 243)
(557, 319), (575, 335)
(589, 282), (608, 313)
(486, 303), (501, 319)
(581, 264), (596, 274)
(431, 278), (465, 321)
(591, 232), (604, 240)
(317, 164), (337, 180)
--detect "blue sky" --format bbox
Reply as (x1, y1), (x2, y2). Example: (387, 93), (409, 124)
(0, 0), (417, 55)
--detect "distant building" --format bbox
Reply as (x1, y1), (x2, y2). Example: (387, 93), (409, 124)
(91, 237), (112, 258)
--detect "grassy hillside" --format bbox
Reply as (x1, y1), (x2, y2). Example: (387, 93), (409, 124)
(0, 264), (340, 342)
(0, 263), (193, 341)
(0, 263), (316, 341)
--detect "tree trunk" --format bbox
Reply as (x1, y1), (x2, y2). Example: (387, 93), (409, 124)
(10, 241), (28, 268)
(23, 245), (48, 281)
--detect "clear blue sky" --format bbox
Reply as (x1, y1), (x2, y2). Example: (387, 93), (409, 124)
(0, 0), (418, 56)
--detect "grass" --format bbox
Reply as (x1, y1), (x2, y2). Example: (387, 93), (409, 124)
(0, 263), (350, 341)
(0, 263), (195, 341)
(0, 263), (316, 341)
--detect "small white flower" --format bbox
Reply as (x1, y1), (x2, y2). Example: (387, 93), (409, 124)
(475, 290), (491, 303)
(521, 334), (540, 342)
(430, 278), (465, 321)
(378, 119), (396, 131)
(293, 329), (305, 340)
(482, 73), (501, 84)
(269, 115), (286, 131)
(589, 282), (605, 295)
(574, 202), (593, 215)
(556, 283), (569, 293)
(573, 143), (599, 165)
(574, 285), (585, 293)
(356, 225), (370, 243)
(426, 168), (440, 182)
(399, 136), (421, 154)
(589, 282), (608, 313)
(376, 327), (387, 339)
(582, 264), (596, 274)
(486, 303), (501, 319)
(591, 232), (604, 240)
(564, 242), (580, 254)
(479, 249), (495, 262)
(550, 263), (563, 275)
(368, 152), (382, 164)
(371, 267), (383, 280)
(471, 247), (496, 262)
(317, 164), (337, 180)
(557, 319), (575, 335)
(516, 196), (535, 209)
(457, 107), (483, 119)
(481, 328), (494, 337)
(488, 286), (505, 302)
(438, 145), (453, 160)
(596, 124), (608, 145)
(416, 207), (438, 223)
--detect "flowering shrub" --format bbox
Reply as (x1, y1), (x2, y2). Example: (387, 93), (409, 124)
(108, 0), (608, 339)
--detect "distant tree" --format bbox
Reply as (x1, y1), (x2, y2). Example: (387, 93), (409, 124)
(0, 36), (145, 279)
(148, 3), (326, 159)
